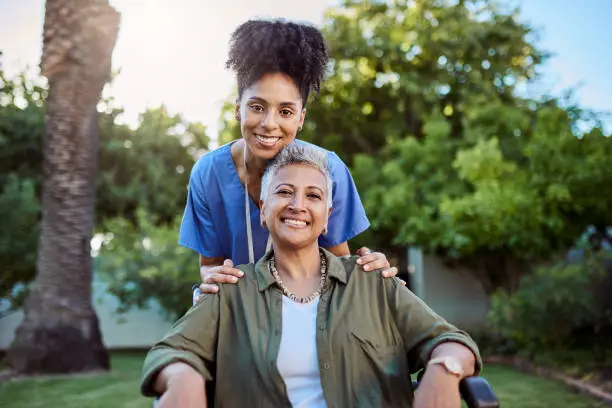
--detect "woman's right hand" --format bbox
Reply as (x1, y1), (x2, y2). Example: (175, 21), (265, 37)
(198, 259), (244, 297)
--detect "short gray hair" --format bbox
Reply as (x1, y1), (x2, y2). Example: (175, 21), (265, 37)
(260, 143), (333, 209)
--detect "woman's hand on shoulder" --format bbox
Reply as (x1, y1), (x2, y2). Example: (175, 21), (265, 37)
(197, 258), (245, 298)
(355, 247), (405, 285)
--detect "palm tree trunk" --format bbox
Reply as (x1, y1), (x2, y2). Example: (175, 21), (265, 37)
(8, 0), (120, 374)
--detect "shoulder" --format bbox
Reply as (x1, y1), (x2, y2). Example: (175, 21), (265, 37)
(190, 143), (233, 178)
(217, 263), (259, 297)
(343, 256), (401, 290)
(188, 143), (235, 196)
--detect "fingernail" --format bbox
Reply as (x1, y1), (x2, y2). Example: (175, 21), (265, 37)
(356, 259), (363, 265)
(231, 277), (238, 283)
(238, 271), (244, 277)
(363, 265), (370, 271)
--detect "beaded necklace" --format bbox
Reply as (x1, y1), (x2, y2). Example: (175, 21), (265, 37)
(269, 250), (327, 304)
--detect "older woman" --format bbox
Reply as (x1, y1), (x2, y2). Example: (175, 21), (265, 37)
(178, 19), (397, 297)
(142, 144), (482, 408)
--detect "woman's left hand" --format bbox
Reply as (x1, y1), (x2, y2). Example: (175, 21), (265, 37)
(355, 247), (404, 283)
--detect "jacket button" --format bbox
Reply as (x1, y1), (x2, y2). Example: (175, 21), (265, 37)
(323, 363), (330, 369)
(319, 324), (326, 331)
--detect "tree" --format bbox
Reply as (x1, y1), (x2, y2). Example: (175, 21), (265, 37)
(0, 65), (209, 311)
(8, 0), (120, 374)
(0, 69), (46, 307)
(215, 0), (612, 295)
(312, 0), (612, 293)
(96, 105), (209, 225)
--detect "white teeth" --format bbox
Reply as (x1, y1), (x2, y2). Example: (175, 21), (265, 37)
(256, 135), (280, 146)
(284, 219), (307, 227)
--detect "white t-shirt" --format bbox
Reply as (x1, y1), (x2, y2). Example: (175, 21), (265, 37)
(276, 296), (327, 408)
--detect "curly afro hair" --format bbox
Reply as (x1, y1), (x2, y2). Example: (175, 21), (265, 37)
(226, 19), (329, 105)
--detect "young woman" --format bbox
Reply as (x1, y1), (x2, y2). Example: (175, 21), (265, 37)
(143, 144), (481, 408)
(178, 19), (398, 296)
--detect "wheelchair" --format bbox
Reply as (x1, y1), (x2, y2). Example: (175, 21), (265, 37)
(151, 287), (500, 408)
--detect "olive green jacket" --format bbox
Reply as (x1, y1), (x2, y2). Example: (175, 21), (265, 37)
(141, 249), (481, 407)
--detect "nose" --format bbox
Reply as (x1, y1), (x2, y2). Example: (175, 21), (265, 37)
(261, 111), (278, 131)
(288, 193), (306, 212)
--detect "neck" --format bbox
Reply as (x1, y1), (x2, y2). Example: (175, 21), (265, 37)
(273, 243), (321, 281)
(242, 140), (268, 178)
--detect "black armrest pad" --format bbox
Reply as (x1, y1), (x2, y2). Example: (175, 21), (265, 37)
(460, 376), (500, 408)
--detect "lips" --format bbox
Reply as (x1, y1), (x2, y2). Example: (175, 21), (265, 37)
(255, 134), (282, 147)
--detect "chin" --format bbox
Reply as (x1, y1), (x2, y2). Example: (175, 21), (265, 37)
(274, 231), (314, 249)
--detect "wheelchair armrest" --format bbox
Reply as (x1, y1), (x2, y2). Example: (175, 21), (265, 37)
(460, 376), (500, 408)
(411, 376), (499, 408)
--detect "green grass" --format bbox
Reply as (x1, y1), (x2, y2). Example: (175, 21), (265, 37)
(0, 353), (607, 408)
(0, 353), (149, 408)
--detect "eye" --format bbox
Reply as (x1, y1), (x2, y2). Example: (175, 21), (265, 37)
(307, 193), (322, 200)
(249, 104), (264, 113)
(276, 189), (292, 196)
(280, 109), (294, 117)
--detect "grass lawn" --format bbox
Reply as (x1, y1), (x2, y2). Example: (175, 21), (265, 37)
(0, 353), (607, 408)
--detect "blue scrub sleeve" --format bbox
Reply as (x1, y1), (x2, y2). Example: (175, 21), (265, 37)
(319, 152), (370, 248)
(178, 166), (223, 258)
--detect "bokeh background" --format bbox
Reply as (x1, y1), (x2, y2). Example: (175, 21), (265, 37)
(1, 1), (611, 407)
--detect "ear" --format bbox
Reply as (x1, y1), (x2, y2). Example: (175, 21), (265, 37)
(235, 103), (241, 121)
(259, 201), (266, 225)
(327, 207), (332, 218)
(298, 108), (306, 130)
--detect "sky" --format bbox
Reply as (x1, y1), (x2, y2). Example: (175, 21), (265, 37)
(1, 0), (611, 138)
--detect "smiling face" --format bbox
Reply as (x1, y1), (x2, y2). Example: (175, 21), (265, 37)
(261, 164), (331, 250)
(237, 72), (307, 161)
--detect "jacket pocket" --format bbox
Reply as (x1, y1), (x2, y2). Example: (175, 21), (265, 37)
(348, 331), (412, 407)
(350, 331), (403, 373)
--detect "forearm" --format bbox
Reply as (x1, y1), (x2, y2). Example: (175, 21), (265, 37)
(199, 254), (224, 267)
(154, 362), (204, 394)
(429, 342), (477, 379)
(153, 362), (207, 408)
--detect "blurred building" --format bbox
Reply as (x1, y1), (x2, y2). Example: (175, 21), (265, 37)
(408, 247), (490, 330)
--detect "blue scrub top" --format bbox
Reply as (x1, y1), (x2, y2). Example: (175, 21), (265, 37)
(179, 140), (370, 266)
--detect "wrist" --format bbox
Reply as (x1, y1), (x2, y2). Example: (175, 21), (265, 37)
(159, 362), (203, 392)
(427, 356), (465, 380)
(423, 363), (462, 384)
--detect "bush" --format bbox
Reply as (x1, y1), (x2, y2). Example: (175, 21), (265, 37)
(95, 210), (197, 319)
(487, 253), (612, 361)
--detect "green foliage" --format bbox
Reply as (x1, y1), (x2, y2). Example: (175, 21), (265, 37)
(0, 64), (209, 309)
(487, 252), (612, 358)
(301, 0), (545, 163)
(292, 0), (611, 291)
(216, 97), (241, 146)
(0, 176), (39, 303)
(97, 106), (209, 225)
(0, 69), (45, 304)
(95, 211), (195, 319)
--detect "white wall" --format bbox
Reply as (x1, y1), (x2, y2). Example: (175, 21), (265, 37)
(409, 249), (490, 329)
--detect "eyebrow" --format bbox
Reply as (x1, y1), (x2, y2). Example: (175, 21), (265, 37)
(248, 96), (298, 108)
(274, 183), (325, 194)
